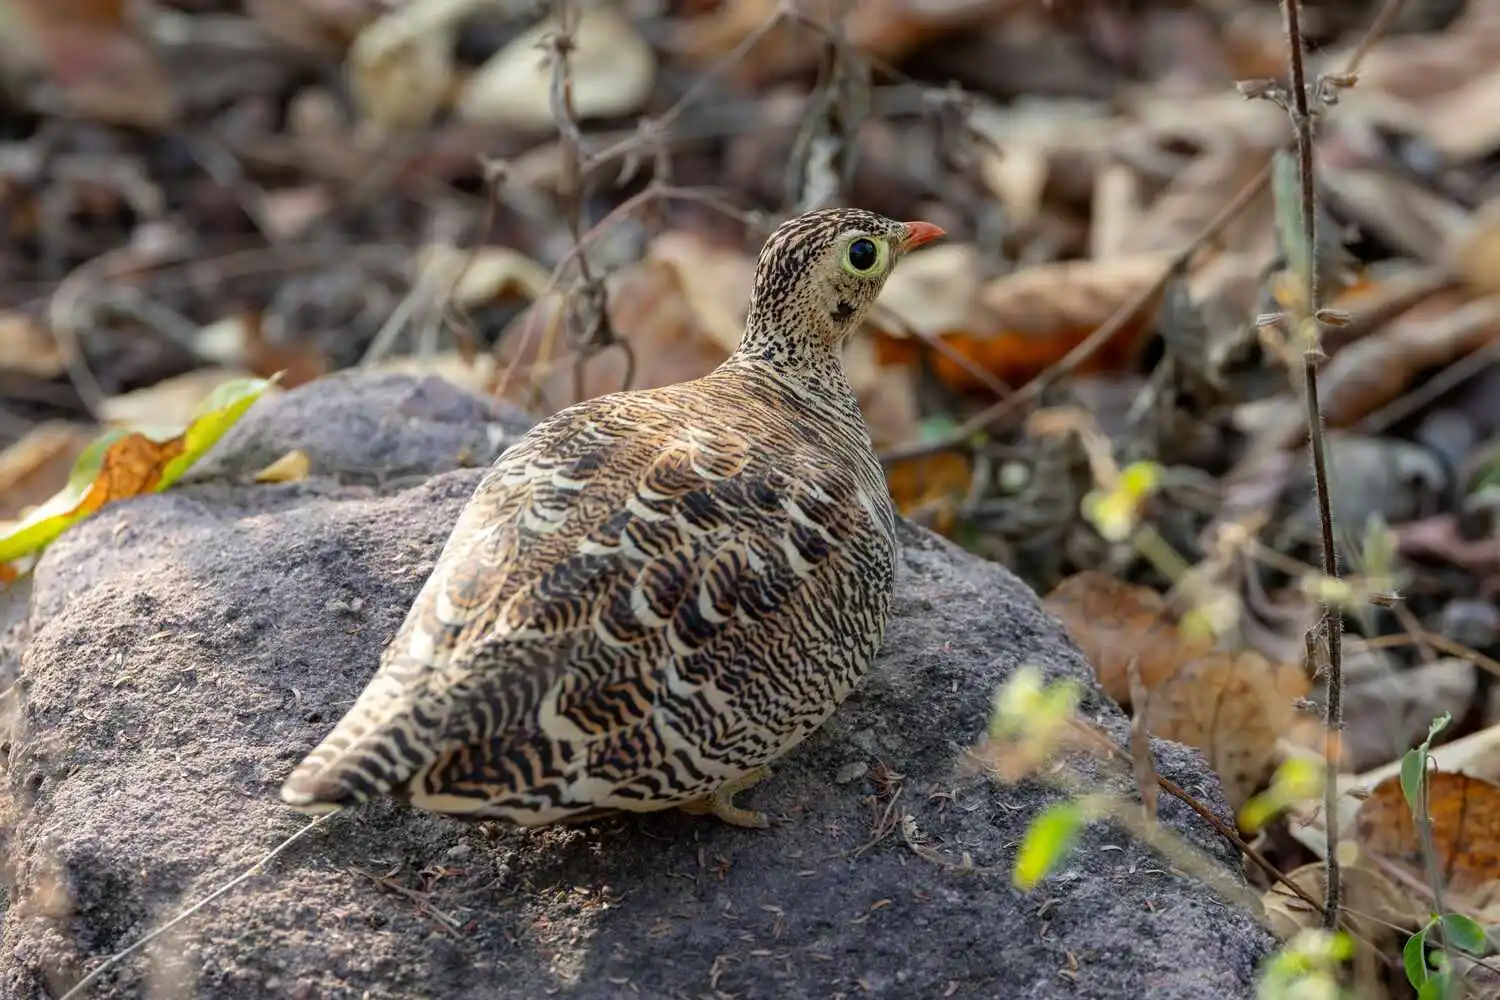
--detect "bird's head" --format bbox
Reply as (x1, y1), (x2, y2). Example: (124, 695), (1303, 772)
(739, 208), (945, 363)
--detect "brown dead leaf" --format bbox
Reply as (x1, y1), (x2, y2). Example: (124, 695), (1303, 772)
(1046, 570), (1313, 811)
(499, 257), (731, 409)
(1142, 648), (1315, 812)
(646, 232), (756, 354)
(254, 449), (311, 484)
(4, 0), (175, 128)
(1045, 570), (1210, 706)
(671, 0), (1018, 87)
(1355, 771), (1500, 917)
(884, 452), (971, 536)
(923, 255), (1170, 391)
(77, 432), (187, 516)
(0, 422), (94, 520)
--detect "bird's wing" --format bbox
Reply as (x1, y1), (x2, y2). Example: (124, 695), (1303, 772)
(280, 393), (887, 811)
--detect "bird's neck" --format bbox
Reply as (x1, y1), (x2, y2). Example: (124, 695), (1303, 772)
(728, 306), (845, 380)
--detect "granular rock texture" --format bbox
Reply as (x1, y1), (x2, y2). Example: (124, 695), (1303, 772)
(0, 372), (1274, 1000)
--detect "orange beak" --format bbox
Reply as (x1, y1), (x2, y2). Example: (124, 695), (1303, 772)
(899, 220), (946, 251)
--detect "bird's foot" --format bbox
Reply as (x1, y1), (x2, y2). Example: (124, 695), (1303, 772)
(679, 766), (773, 829)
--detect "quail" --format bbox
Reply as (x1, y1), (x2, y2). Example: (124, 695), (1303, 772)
(280, 208), (945, 828)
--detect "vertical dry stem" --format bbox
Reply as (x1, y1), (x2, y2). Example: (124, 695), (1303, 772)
(1278, 0), (1343, 929)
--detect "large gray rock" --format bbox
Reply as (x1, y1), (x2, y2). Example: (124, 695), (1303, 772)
(0, 372), (1274, 1000)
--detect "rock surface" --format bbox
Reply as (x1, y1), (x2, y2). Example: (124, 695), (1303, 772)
(1, 372), (1274, 1000)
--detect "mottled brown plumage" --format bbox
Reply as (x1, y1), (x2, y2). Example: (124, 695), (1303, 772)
(280, 208), (945, 827)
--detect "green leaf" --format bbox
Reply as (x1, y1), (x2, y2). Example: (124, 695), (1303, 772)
(1417, 965), (1454, 1000)
(1425, 713), (1452, 745)
(1404, 926), (1430, 988)
(1402, 747), (1427, 816)
(1439, 913), (1488, 956)
(0, 375), (276, 567)
(1014, 800), (1083, 891)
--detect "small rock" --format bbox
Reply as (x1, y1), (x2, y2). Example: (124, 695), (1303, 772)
(834, 760), (868, 785)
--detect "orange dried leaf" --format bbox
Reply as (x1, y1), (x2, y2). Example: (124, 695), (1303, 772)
(1355, 771), (1500, 913)
(924, 256), (1169, 391)
(1044, 571), (1210, 706)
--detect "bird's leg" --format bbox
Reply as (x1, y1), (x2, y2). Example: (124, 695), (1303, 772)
(678, 766), (773, 829)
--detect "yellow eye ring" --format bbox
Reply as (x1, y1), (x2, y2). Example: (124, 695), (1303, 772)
(841, 236), (888, 276)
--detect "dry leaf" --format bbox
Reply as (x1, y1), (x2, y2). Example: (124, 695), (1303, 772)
(0, 311), (64, 377)
(254, 449), (311, 484)
(0, 377), (277, 567)
(873, 244), (985, 341)
(345, 0), (460, 130)
(457, 3), (655, 128)
(671, 0), (1014, 86)
(0, 422), (95, 520)
(1248, 293), (1500, 453)
(4, 0), (175, 127)
(913, 255), (1170, 391)
(645, 232), (756, 354)
(1354, 771), (1500, 917)
(1046, 571), (1313, 811)
(499, 256), (731, 409)
(1141, 648), (1314, 812)
(99, 368), (264, 431)
(1452, 198), (1500, 298)
(1045, 571), (1210, 706)
(885, 452), (971, 536)
(417, 245), (552, 311)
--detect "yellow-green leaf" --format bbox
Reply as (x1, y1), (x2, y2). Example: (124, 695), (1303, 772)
(0, 374), (276, 567)
(1014, 800), (1084, 891)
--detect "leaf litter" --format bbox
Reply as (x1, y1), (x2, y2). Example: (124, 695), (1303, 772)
(7, 1), (1500, 994)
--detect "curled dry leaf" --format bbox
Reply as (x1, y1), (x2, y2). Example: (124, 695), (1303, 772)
(1354, 771), (1500, 919)
(645, 231), (756, 354)
(456, 3), (655, 129)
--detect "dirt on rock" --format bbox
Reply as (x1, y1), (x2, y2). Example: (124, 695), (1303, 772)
(0, 373), (1274, 1000)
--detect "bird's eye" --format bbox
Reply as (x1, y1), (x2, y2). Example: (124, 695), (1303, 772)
(844, 237), (881, 275)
